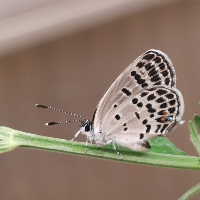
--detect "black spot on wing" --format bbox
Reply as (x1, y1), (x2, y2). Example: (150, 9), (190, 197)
(160, 103), (167, 108)
(142, 119), (148, 124)
(122, 88), (131, 96)
(153, 57), (161, 63)
(160, 124), (169, 133)
(169, 100), (176, 106)
(161, 70), (169, 77)
(137, 79), (145, 85)
(150, 114), (154, 118)
(124, 128), (128, 131)
(148, 68), (157, 77)
(155, 125), (161, 133)
(147, 94), (156, 101)
(135, 112), (140, 119)
(146, 125), (151, 133)
(158, 110), (166, 115)
(137, 102), (143, 107)
(166, 93), (174, 99)
(115, 115), (121, 120)
(156, 117), (165, 123)
(143, 53), (155, 61)
(146, 103), (152, 109)
(140, 133), (144, 139)
(148, 108), (156, 113)
(114, 104), (117, 108)
(156, 97), (165, 103)
(146, 104), (156, 113)
(151, 75), (161, 82)
(158, 63), (165, 70)
(156, 89), (168, 96)
(135, 74), (141, 80)
(145, 63), (153, 71)
(136, 62), (145, 68)
(132, 98), (138, 104)
(142, 83), (148, 88)
(154, 81), (162, 85)
(131, 71), (136, 76)
(141, 92), (148, 97)
(165, 78), (170, 85)
(149, 88), (156, 91)
(168, 107), (175, 113)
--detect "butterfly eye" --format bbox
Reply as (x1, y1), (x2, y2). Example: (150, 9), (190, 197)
(84, 124), (91, 132)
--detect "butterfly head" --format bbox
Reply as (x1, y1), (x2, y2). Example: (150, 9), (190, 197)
(80, 120), (92, 132)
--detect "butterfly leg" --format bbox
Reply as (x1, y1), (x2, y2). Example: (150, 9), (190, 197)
(107, 133), (122, 159)
(71, 130), (81, 141)
(95, 138), (103, 157)
(112, 141), (123, 160)
(85, 138), (88, 154)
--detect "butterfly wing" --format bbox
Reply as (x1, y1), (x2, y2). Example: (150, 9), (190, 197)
(101, 86), (184, 151)
(92, 49), (184, 151)
(93, 49), (177, 133)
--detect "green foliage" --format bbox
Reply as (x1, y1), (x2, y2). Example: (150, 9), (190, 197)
(181, 106), (200, 200)
(194, 114), (200, 130)
(189, 115), (200, 155)
(148, 137), (187, 155)
(111, 137), (187, 155)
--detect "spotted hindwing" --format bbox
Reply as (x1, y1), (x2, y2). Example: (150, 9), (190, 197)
(99, 86), (184, 151)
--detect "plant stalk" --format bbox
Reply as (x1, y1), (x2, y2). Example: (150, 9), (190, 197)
(1, 126), (200, 170)
(179, 182), (200, 200)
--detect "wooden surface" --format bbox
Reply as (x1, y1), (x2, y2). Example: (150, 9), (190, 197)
(1, 0), (200, 199)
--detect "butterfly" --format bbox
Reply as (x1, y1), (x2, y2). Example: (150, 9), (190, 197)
(36, 49), (184, 158)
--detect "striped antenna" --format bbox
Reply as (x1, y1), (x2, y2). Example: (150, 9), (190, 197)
(35, 104), (86, 120)
(46, 119), (82, 126)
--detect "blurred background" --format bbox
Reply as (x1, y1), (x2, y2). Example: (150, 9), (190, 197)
(1, 0), (200, 199)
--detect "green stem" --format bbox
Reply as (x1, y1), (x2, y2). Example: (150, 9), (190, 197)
(0, 126), (200, 170)
(179, 182), (200, 200)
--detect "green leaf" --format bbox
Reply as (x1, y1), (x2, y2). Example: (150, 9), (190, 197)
(105, 137), (187, 155)
(189, 121), (200, 155)
(194, 114), (200, 130)
(148, 137), (187, 155)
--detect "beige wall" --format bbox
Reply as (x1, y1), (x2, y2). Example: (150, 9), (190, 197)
(1, 0), (200, 199)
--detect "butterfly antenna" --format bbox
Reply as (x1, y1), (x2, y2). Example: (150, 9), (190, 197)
(45, 119), (82, 126)
(35, 104), (86, 121)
